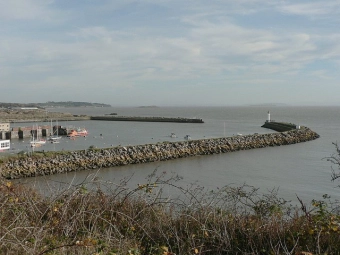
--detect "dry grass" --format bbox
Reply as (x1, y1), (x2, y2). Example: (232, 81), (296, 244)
(1, 170), (340, 255)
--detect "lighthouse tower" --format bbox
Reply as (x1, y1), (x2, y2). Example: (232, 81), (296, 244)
(267, 111), (271, 123)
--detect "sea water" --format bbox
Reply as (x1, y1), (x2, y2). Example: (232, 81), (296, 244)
(10, 106), (340, 203)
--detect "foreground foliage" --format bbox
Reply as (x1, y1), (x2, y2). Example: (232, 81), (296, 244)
(1, 169), (340, 255)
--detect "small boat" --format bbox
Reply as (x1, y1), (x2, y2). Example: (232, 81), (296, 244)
(67, 128), (88, 137)
(48, 120), (62, 141)
(30, 125), (46, 145)
(30, 138), (46, 145)
(31, 143), (42, 148)
(30, 136), (43, 147)
(77, 128), (88, 136)
(170, 133), (177, 138)
(67, 130), (77, 137)
(49, 136), (61, 141)
(0, 140), (10, 151)
(30, 136), (46, 146)
(184, 135), (191, 140)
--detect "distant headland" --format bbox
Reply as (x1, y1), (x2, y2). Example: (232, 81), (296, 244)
(0, 101), (111, 109)
(137, 105), (159, 108)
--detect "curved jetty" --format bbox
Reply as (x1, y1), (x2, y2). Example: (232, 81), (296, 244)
(91, 116), (204, 123)
(0, 126), (319, 179)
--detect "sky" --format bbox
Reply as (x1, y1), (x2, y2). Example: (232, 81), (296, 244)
(1, 0), (340, 106)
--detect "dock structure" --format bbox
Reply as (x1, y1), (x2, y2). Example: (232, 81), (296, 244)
(90, 116), (204, 123)
(261, 111), (298, 132)
(0, 125), (66, 140)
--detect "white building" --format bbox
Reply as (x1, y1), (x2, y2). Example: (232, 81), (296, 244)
(266, 111), (271, 123)
(0, 123), (10, 132)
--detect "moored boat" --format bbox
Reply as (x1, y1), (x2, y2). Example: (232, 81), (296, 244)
(184, 135), (191, 140)
(30, 124), (46, 146)
(49, 136), (61, 141)
(30, 143), (42, 148)
(30, 138), (46, 146)
(48, 120), (62, 141)
(76, 128), (88, 136)
(67, 128), (88, 137)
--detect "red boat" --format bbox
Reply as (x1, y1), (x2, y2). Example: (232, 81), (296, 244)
(67, 128), (88, 137)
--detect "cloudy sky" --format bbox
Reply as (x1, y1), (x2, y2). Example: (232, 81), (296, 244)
(1, 0), (340, 106)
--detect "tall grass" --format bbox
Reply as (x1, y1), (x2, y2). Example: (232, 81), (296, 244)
(1, 169), (340, 255)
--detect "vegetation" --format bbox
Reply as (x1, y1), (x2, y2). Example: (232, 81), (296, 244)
(0, 108), (90, 123)
(1, 146), (340, 254)
(0, 102), (45, 109)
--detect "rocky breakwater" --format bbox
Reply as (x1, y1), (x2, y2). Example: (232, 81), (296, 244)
(0, 127), (319, 179)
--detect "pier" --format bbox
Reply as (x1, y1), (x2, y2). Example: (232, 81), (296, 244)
(261, 111), (298, 132)
(261, 121), (298, 132)
(0, 125), (67, 140)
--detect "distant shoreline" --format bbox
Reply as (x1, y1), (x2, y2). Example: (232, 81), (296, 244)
(0, 101), (111, 108)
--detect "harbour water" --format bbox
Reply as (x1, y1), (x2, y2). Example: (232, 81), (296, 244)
(8, 106), (340, 204)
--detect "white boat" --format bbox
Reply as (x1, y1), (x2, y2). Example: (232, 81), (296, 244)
(30, 125), (46, 146)
(31, 143), (42, 148)
(30, 136), (45, 147)
(0, 140), (10, 151)
(184, 135), (191, 140)
(49, 136), (61, 142)
(48, 120), (61, 141)
(30, 135), (46, 145)
(30, 138), (46, 146)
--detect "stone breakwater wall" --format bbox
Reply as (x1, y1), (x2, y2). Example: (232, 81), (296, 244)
(91, 116), (204, 123)
(261, 121), (298, 132)
(0, 127), (319, 179)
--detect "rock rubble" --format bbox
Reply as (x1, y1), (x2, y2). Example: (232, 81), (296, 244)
(0, 127), (319, 179)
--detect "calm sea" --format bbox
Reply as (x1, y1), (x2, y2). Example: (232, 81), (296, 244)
(9, 106), (340, 203)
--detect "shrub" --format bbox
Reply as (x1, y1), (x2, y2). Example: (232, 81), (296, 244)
(1, 169), (340, 254)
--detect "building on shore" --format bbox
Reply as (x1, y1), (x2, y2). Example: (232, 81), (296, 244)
(0, 123), (10, 132)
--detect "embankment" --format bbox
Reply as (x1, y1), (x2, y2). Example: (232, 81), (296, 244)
(0, 127), (319, 179)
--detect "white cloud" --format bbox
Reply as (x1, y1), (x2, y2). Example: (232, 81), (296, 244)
(279, 1), (340, 17)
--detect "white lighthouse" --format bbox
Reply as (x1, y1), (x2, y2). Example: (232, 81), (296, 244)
(267, 111), (271, 123)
